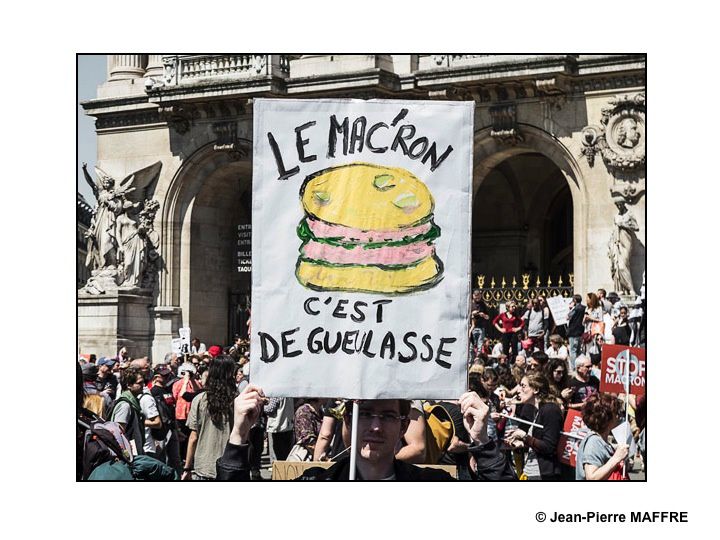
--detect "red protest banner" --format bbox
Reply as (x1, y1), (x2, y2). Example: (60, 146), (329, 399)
(600, 344), (646, 395)
(556, 409), (590, 467)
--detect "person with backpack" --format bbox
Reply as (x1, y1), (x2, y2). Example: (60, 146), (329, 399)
(110, 367), (147, 455)
(150, 364), (182, 474)
(139, 370), (164, 460)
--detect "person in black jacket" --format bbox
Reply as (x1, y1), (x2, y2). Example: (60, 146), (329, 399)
(566, 294), (586, 367)
(504, 372), (563, 480)
(216, 385), (516, 481)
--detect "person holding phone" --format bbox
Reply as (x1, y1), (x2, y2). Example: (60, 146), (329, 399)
(172, 363), (202, 460)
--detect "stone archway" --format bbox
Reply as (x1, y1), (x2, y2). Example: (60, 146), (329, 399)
(472, 124), (588, 291)
(155, 143), (252, 348)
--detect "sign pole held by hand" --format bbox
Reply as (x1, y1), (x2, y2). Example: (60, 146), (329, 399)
(349, 400), (359, 481)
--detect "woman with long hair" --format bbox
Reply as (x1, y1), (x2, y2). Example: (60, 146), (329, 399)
(183, 355), (238, 480)
(544, 358), (572, 410)
(576, 393), (630, 480)
(504, 372), (563, 480)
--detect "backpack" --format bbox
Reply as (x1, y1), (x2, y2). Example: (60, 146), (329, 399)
(422, 402), (455, 464)
(111, 396), (146, 449)
(148, 392), (175, 441)
(80, 413), (134, 480)
(88, 455), (179, 481)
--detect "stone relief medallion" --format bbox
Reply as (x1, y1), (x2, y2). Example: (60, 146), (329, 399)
(598, 93), (646, 171)
(581, 93), (645, 172)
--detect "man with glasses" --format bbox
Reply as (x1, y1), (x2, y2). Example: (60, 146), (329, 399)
(567, 355), (600, 411)
(216, 385), (516, 481)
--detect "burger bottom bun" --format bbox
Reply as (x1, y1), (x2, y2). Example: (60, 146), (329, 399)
(296, 255), (444, 294)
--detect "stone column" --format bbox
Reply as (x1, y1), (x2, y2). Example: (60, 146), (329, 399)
(108, 54), (148, 81)
(145, 55), (164, 78)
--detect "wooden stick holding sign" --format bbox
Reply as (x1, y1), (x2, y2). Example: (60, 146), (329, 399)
(349, 401), (359, 481)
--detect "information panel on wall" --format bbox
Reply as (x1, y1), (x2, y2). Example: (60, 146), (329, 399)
(251, 98), (473, 399)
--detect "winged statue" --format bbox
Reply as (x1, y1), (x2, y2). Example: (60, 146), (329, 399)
(82, 161), (163, 292)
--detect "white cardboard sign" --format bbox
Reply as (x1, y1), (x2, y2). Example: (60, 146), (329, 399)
(546, 296), (572, 326)
(251, 98), (473, 399)
(178, 327), (191, 347)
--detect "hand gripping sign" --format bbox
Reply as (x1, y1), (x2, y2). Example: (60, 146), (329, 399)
(600, 344), (646, 396)
(251, 99), (473, 399)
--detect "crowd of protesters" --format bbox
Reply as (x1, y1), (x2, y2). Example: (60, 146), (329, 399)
(468, 287), (646, 480)
(77, 287), (645, 481)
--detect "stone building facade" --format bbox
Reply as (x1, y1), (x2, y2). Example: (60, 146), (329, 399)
(78, 54), (646, 360)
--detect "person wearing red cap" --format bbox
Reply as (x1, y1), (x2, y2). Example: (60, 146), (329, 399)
(208, 345), (223, 358)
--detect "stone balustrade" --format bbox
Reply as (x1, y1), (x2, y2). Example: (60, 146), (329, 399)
(160, 54), (291, 86)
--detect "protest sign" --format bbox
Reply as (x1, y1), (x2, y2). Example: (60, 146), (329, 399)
(600, 344), (646, 395)
(178, 327), (191, 347)
(556, 409), (590, 467)
(611, 420), (637, 457)
(271, 461), (457, 480)
(171, 338), (183, 355)
(546, 295), (572, 326)
(251, 99), (473, 399)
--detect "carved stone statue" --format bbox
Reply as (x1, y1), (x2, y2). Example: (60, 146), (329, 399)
(608, 199), (639, 296)
(82, 162), (162, 293)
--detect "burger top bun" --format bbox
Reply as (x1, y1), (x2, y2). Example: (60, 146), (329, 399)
(300, 163), (434, 231)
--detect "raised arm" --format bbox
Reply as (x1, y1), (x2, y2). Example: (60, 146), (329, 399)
(82, 163), (99, 197)
(313, 415), (337, 461)
(216, 385), (266, 481)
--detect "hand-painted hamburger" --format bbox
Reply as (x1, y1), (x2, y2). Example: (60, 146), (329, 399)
(296, 162), (444, 294)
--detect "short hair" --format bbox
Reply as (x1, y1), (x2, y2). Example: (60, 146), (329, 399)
(481, 367), (498, 382)
(572, 294), (582, 304)
(582, 394), (622, 433)
(549, 334), (563, 344)
(597, 288), (607, 296)
(163, 352), (174, 364)
(472, 289), (480, 295)
(121, 367), (143, 390)
(349, 399), (411, 419)
(530, 351), (549, 367)
(574, 354), (591, 369)
(469, 362), (484, 375)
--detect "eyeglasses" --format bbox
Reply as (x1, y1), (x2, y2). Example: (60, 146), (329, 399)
(348, 410), (407, 423)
